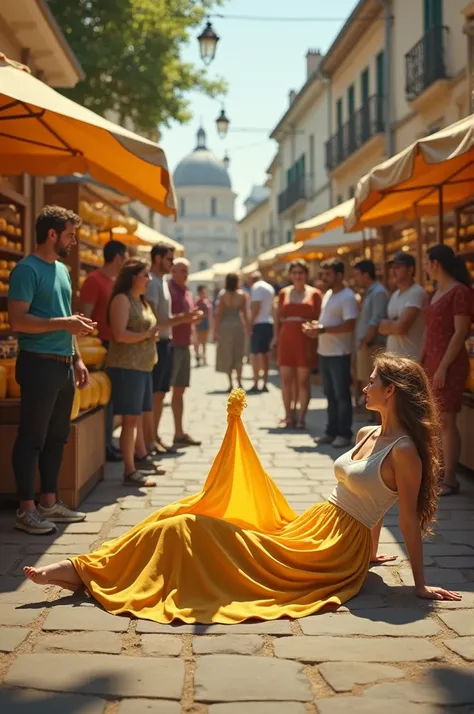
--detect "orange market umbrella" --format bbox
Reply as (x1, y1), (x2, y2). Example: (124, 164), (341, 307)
(346, 114), (474, 232)
(0, 55), (176, 217)
(294, 199), (355, 241)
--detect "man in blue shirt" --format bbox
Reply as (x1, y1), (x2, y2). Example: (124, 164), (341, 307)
(8, 205), (97, 535)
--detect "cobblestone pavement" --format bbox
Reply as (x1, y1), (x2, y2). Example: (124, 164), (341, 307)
(1, 352), (473, 714)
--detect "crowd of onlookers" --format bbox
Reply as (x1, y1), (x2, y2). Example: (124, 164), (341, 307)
(7, 203), (473, 536)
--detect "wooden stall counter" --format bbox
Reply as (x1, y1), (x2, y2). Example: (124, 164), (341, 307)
(0, 402), (105, 508)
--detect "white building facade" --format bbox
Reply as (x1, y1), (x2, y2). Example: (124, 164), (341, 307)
(163, 127), (238, 273)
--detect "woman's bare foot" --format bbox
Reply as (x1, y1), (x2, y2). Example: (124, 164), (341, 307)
(24, 560), (82, 591)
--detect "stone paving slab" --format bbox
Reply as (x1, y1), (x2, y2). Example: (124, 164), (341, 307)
(5, 653), (185, 698)
(0, 689), (106, 714)
(318, 661), (405, 692)
(136, 619), (293, 635)
(364, 670), (474, 706)
(192, 634), (263, 655)
(208, 704), (306, 714)
(140, 634), (183, 656)
(0, 576), (53, 603)
(299, 608), (439, 637)
(443, 637), (474, 660)
(0, 545), (22, 575)
(0, 626), (30, 652)
(0, 602), (43, 626)
(35, 631), (123, 654)
(399, 567), (468, 586)
(119, 702), (181, 714)
(274, 636), (442, 662)
(42, 603), (130, 632)
(117, 508), (157, 526)
(437, 610), (474, 636)
(315, 699), (444, 714)
(194, 654), (313, 702)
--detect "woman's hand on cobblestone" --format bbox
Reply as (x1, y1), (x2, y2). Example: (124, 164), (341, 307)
(416, 584), (462, 601)
(370, 553), (398, 564)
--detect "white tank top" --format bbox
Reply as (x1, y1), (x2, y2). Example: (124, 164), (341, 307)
(327, 428), (411, 528)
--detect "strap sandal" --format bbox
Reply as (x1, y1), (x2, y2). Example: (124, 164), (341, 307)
(173, 434), (202, 447)
(123, 470), (157, 487)
(135, 454), (167, 474)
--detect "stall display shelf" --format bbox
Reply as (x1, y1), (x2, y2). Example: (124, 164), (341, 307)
(0, 189), (27, 335)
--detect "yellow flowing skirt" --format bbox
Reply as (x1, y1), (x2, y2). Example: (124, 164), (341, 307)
(72, 391), (371, 624)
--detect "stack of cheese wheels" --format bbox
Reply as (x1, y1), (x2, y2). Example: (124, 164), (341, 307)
(94, 371), (111, 405)
(0, 364), (7, 399)
(77, 336), (107, 368)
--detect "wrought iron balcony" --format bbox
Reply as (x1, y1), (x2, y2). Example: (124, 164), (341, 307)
(278, 175), (308, 214)
(325, 95), (384, 171)
(405, 26), (449, 102)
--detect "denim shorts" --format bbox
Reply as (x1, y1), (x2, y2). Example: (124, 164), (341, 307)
(250, 323), (274, 354)
(107, 367), (153, 416)
(152, 339), (173, 394)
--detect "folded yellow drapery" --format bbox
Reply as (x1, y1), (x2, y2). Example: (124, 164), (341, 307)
(72, 389), (371, 624)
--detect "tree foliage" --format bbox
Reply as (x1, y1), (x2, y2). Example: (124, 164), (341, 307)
(47, 0), (226, 136)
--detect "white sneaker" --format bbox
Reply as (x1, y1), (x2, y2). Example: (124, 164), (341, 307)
(15, 507), (57, 535)
(332, 436), (352, 448)
(37, 500), (86, 523)
(314, 434), (335, 445)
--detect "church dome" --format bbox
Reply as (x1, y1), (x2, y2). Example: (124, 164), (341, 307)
(173, 127), (231, 189)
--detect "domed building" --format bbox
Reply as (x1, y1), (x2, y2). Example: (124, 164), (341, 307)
(164, 126), (238, 274)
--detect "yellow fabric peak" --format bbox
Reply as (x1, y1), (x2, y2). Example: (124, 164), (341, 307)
(71, 387), (372, 625)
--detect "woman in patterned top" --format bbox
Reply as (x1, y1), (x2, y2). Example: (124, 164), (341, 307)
(106, 258), (160, 486)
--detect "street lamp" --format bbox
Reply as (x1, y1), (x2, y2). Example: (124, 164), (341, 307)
(198, 21), (219, 65)
(216, 108), (230, 138)
(223, 152), (230, 169)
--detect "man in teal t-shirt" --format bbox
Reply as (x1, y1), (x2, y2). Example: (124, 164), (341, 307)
(8, 205), (97, 535)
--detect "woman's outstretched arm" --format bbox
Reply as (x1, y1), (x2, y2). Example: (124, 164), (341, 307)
(392, 440), (461, 601)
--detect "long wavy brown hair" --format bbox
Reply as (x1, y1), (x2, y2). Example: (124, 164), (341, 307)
(106, 257), (150, 325)
(374, 352), (441, 535)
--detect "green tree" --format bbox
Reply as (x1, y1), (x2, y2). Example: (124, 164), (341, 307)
(47, 0), (226, 136)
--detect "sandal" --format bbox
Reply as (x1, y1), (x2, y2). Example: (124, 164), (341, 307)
(135, 453), (166, 475)
(439, 482), (460, 497)
(278, 416), (295, 429)
(173, 434), (202, 447)
(123, 470), (157, 487)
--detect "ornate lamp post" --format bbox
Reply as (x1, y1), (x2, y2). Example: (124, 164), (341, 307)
(198, 21), (219, 65)
(223, 152), (230, 169)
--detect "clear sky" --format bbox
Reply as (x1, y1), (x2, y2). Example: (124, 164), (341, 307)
(160, 0), (358, 220)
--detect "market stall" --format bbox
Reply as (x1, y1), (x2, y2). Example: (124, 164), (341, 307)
(347, 115), (474, 472)
(0, 55), (177, 504)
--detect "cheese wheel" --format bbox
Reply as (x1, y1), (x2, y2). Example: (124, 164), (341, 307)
(7, 373), (21, 398)
(88, 374), (101, 408)
(94, 371), (112, 405)
(79, 345), (107, 367)
(79, 382), (92, 410)
(0, 364), (7, 399)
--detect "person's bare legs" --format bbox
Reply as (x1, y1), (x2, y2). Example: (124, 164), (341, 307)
(236, 365), (243, 389)
(251, 353), (261, 389)
(198, 330), (209, 365)
(440, 411), (461, 492)
(142, 410), (155, 451)
(24, 560), (82, 590)
(262, 352), (270, 388)
(121, 415), (139, 475)
(172, 386), (186, 439)
(296, 367), (311, 427)
(280, 366), (296, 425)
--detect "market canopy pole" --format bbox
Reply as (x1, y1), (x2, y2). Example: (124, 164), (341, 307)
(0, 55), (176, 218)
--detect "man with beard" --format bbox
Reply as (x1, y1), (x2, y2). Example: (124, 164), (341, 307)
(8, 206), (96, 534)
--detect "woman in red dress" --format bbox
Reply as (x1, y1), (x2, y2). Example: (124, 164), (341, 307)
(273, 260), (322, 429)
(423, 244), (473, 496)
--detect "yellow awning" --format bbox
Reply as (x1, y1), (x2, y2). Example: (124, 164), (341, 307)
(113, 222), (184, 255)
(213, 256), (242, 277)
(294, 199), (355, 241)
(347, 114), (474, 230)
(279, 227), (368, 262)
(188, 268), (215, 282)
(241, 261), (259, 276)
(258, 241), (304, 267)
(0, 55), (176, 217)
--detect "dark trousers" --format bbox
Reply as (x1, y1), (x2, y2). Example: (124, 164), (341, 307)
(101, 340), (114, 449)
(12, 351), (75, 502)
(319, 354), (353, 440)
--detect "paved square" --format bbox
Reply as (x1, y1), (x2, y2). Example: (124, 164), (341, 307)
(0, 354), (473, 711)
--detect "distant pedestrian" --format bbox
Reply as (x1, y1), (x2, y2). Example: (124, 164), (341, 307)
(194, 285), (212, 366)
(378, 252), (427, 360)
(353, 259), (388, 388)
(249, 271), (275, 392)
(214, 273), (249, 391)
(303, 258), (358, 448)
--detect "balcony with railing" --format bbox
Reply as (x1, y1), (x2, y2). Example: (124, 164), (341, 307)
(325, 94), (384, 171)
(405, 26), (449, 102)
(277, 175), (308, 214)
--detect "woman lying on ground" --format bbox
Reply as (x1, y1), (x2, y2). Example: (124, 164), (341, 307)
(24, 353), (460, 623)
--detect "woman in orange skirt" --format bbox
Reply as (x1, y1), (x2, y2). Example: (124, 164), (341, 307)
(24, 354), (460, 622)
(274, 260), (322, 429)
